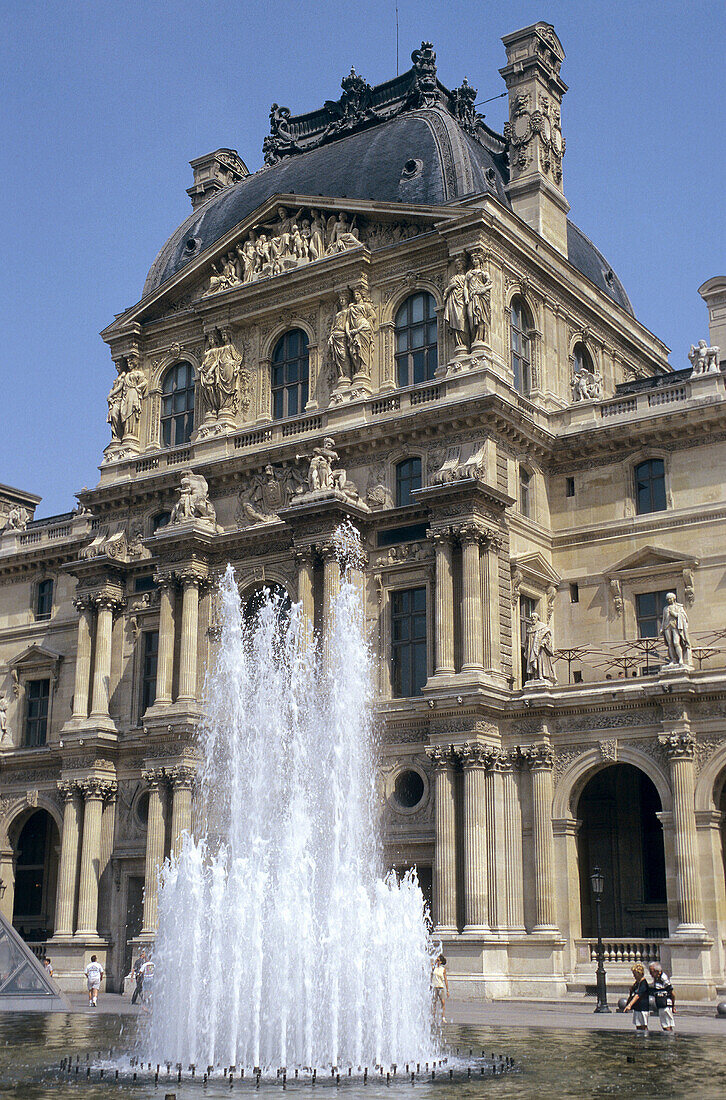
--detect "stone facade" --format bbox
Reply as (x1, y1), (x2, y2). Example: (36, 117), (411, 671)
(2, 24), (726, 999)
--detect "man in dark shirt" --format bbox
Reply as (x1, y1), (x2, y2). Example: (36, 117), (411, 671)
(131, 949), (146, 1005)
(624, 963), (650, 1030)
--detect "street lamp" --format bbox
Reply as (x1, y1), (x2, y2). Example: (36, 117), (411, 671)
(590, 866), (611, 1013)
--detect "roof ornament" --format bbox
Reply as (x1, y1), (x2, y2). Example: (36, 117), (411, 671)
(448, 77), (482, 134)
(324, 68), (375, 135)
(406, 41), (439, 108)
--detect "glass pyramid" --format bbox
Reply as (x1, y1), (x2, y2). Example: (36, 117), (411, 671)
(0, 911), (70, 1010)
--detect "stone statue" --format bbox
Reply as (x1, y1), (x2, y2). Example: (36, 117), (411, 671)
(525, 612), (555, 682)
(120, 358), (148, 436)
(3, 505), (29, 532)
(326, 212), (360, 254)
(0, 693), (9, 744)
(329, 289), (354, 381)
(170, 470), (216, 525)
(200, 328), (242, 420)
(107, 369), (126, 441)
(660, 591), (691, 666)
(689, 339), (720, 375)
(308, 210), (326, 261)
(237, 464), (306, 526)
(465, 249), (492, 345)
(571, 368), (603, 402)
(346, 278), (376, 377)
(443, 257), (469, 350)
(300, 437), (360, 502)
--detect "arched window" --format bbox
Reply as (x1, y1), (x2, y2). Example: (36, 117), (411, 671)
(395, 292), (438, 388)
(572, 341), (594, 376)
(272, 330), (309, 420)
(634, 458), (666, 514)
(152, 511), (171, 533)
(510, 297), (533, 393)
(519, 466), (532, 518)
(161, 362), (195, 447)
(395, 457), (422, 507)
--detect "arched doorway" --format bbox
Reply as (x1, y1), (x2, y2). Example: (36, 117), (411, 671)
(11, 809), (60, 945)
(577, 764), (667, 939)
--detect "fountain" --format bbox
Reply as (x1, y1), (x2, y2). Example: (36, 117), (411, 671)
(144, 526), (435, 1071)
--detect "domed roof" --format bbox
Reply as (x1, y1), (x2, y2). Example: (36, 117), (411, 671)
(142, 45), (633, 317)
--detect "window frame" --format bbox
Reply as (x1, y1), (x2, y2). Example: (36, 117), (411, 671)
(510, 296), (533, 394)
(160, 361), (196, 448)
(394, 292), (438, 389)
(35, 578), (54, 621)
(271, 329), (310, 421)
(390, 586), (428, 698)
(635, 589), (670, 640)
(572, 341), (595, 376)
(24, 678), (50, 748)
(139, 630), (159, 716)
(634, 457), (667, 515)
(395, 456), (423, 508)
(519, 465), (532, 519)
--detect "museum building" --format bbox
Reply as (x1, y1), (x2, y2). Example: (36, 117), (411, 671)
(2, 22), (726, 999)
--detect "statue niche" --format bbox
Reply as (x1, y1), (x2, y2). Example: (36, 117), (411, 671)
(443, 246), (492, 365)
(328, 276), (376, 404)
(107, 354), (148, 449)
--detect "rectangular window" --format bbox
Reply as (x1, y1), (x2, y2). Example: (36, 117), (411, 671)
(24, 679), (50, 747)
(635, 590), (670, 638)
(391, 588), (427, 697)
(140, 631), (159, 715)
(520, 595), (537, 684)
(35, 578), (53, 620)
(566, 477), (575, 498)
(573, 669), (583, 684)
(570, 582), (579, 604)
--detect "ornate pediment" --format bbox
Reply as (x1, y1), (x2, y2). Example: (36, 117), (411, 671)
(8, 644), (63, 675)
(605, 545), (697, 577)
(512, 552), (561, 589)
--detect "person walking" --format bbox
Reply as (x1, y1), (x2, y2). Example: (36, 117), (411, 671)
(623, 963), (650, 1031)
(42, 956), (54, 978)
(432, 954), (449, 1024)
(84, 955), (104, 1008)
(131, 949), (146, 1005)
(139, 955), (155, 1011)
(649, 962), (676, 1031)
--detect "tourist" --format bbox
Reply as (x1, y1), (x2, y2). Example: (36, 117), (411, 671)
(432, 954), (449, 1024)
(623, 963), (650, 1031)
(84, 955), (104, 1008)
(649, 962), (676, 1031)
(43, 956), (53, 978)
(131, 949), (146, 1005)
(140, 954), (155, 1011)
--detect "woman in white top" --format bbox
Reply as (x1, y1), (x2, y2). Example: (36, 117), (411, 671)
(431, 954), (449, 1024)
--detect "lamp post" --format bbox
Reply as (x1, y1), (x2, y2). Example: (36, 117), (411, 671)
(590, 866), (611, 1013)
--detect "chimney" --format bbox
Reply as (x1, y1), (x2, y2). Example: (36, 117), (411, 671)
(187, 149), (249, 209)
(499, 22), (569, 256)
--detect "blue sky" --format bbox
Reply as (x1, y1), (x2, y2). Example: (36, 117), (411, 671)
(1, 0), (723, 517)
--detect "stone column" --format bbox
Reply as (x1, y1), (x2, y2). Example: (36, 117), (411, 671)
(482, 540), (501, 673)
(90, 595), (119, 718)
(141, 769), (167, 936)
(154, 572), (176, 705)
(96, 783), (117, 935)
(486, 757), (503, 929)
(75, 778), (105, 936)
(664, 734), (706, 932)
(528, 745), (559, 932)
(295, 549), (316, 646)
(321, 544), (340, 648)
(54, 782), (82, 937)
(501, 754), (526, 931)
(427, 747), (457, 932)
(428, 530), (455, 675)
(458, 523), (484, 672)
(305, 342), (320, 410)
(169, 766), (195, 858)
(177, 572), (202, 702)
(71, 596), (94, 720)
(460, 743), (490, 932)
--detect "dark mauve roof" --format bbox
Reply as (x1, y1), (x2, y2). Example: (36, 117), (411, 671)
(142, 106), (634, 318)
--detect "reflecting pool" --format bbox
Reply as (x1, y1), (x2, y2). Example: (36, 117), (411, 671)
(1, 1015), (726, 1100)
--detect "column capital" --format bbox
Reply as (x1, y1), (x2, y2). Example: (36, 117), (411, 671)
(177, 568), (206, 590)
(293, 545), (316, 566)
(78, 776), (112, 801)
(92, 592), (125, 614)
(525, 742), (555, 770)
(142, 767), (167, 790)
(659, 732), (696, 761)
(426, 745), (456, 771)
(169, 764), (195, 791)
(459, 742), (502, 770)
(426, 526), (453, 547)
(154, 569), (177, 590)
(73, 593), (95, 613)
(57, 779), (78, 803)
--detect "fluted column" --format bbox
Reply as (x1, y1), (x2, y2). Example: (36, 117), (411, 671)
(90, 594), (120, 718)
(428, 529), (455, 675)
(664, 734), (706, 932)
(154, 572), (176, 705)
(71, 596), (94, 719)
(485, 758), (502, 929)
(169, 766), (195, 858)
(460, 743), (490, 932)
(294, 548), (316, 647)
(54, 782), (82, 937)
(75, 779), (105, 936)
(322, 544), (340, 652)
(458, 523), (485, 672)
(141, 769), (167, 936)
(427, 747), (457, 932)
(177, 572), (202, 702)
(501, 753), (526, 931)
(528, 745), (559, 932)
(96, 783), (117, 935)
(482, 540), (501, 673)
